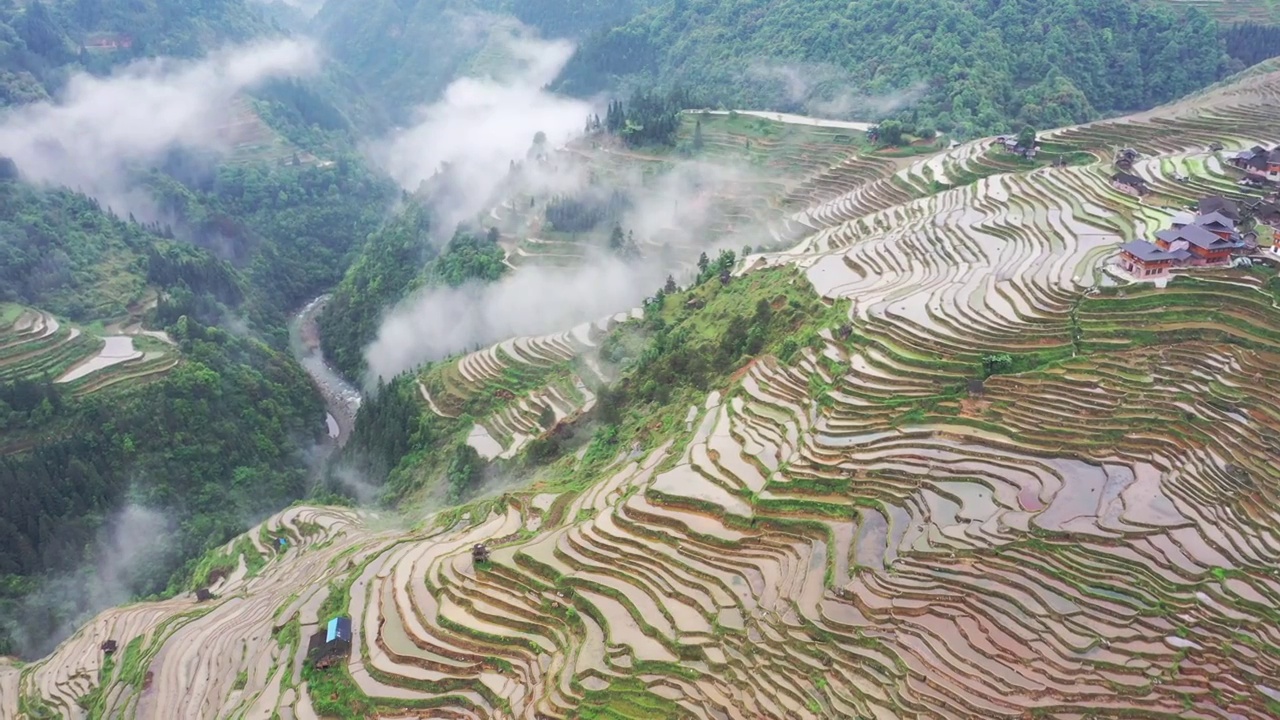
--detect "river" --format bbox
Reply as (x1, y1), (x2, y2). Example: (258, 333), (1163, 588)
(289, 294), (362, 446)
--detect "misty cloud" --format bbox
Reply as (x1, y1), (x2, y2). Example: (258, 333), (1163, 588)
(361, 150), (786, 385)
(367, 27), (592, 234)
(2, 504), (172, 658)
(746, 61), (927, 120)
(364, 254), (666, 383)
(0, 39), (319, 218)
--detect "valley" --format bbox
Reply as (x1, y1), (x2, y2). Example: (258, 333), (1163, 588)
(8, 56), (1280, 720)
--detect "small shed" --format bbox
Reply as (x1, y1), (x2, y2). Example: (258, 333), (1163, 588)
(307, 616), (353, 669)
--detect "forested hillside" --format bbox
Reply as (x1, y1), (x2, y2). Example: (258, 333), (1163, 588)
(0, 180), (154, 320)
(318, 211), (509, 382)
(0, 176), (334, 657)
(142, 157), (397, 330)
(0, 0), (273, 107)
(312, 0), (656, 119)
(0, 316), (322, 657)
(554, 0), (1245, 136)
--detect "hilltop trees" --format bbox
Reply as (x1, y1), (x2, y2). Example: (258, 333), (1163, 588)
(602, 89), (691, 147)
(434, 227), (506, 288)
(1222, 23), (1280, 70)
(1018, 126), (1038, 150)
(608, 223), (641, 260)
(875, 120), (905, 147)
(544, 191), (629, 233)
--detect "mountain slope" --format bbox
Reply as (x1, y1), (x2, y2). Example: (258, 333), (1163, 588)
(0, 0), (276, 107)
(311, 0), (656, 119)
(12, 59), (1280, 719)
(554, 0), (1235, 136)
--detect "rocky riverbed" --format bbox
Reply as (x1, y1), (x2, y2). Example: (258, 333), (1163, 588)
(290, 294), (361, 446)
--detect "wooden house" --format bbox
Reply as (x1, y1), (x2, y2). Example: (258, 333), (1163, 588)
(1119, 240), (1189, 277)
(1111, 171), (1148, 196)
(1119, 203), (1247, 278)
(1230, 146), (1280, 182)
(1198, 196), (1240, 221)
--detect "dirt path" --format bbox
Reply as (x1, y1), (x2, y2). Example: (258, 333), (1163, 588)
(695, 109), (875, 132)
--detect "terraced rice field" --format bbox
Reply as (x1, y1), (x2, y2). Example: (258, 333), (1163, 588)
(499, 113), (892, 270)
(10, 68), (1280, 720)
(220, 95), (322, 167)
(0, 305), (178, 395)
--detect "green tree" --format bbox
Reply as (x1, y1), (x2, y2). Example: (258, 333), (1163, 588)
(1018, 126), (1037, 149)
(982, 353), (1014, 377)
(877, 120), (904, 147)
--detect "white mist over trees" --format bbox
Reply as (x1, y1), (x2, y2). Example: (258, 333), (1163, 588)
(0, 39), (319, 219)
(367, 27), (591, 232)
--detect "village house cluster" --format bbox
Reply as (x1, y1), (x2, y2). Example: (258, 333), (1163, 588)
(1229, 145), (1280, 185)
(1119, 195), (1280, 278)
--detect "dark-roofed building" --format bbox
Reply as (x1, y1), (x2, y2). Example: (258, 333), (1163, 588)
(1120, 206), (1248, 278)
(1194, 210), (1237, 239)
(307, 616), (352, 669)
(1154, 222), (1244, 263)
(1198, 196), (1240, 221)
(1111, 171), (1148, 196)
(1250, 199), (1280, 229)
(1119, 240), (1190, 277)
(1230, 145), (1280, 182)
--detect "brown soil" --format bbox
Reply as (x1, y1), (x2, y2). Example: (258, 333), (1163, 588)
(728, 358), (759, 385)
(959, 398), (992, 418)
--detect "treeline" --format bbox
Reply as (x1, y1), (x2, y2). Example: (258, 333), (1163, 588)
(433, 227), (506, 288)
(600, 89), (691, 147)
(329, 373), (431, 491)
(544, 190), (630, 233)
(147, 244), (245, 308)
(0, 315), (322, 657)
(556, 0), (1235, 137)
(1222, 23), (1280, 70)
(144, 156), (396, 333)
(324, 368), (480, 506)
(0, 179), (155, 320)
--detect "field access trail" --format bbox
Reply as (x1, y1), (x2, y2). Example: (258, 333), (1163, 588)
(694, 109), (876, 132)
